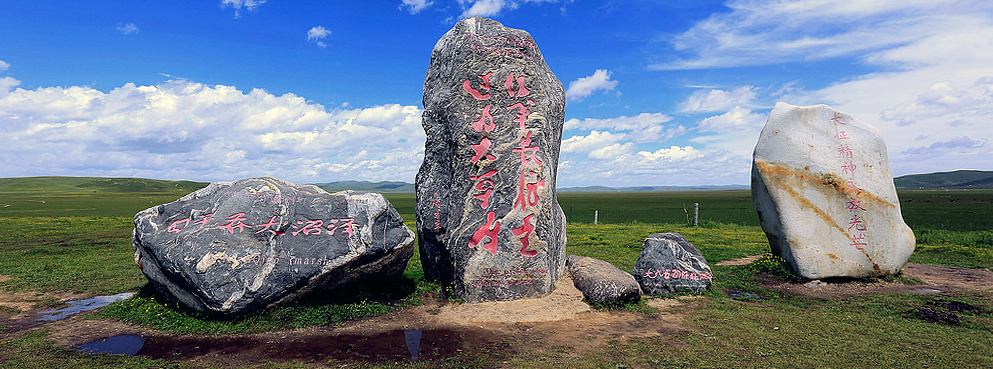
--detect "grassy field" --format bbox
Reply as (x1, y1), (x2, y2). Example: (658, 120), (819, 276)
(1, 178), (992, 368)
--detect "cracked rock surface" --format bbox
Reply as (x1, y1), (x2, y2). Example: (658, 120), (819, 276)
(133, 177), (414, 317)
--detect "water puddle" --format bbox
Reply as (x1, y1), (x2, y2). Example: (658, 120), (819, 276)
(72, 335), (145, 356)
(36, 292), (134, 321)
(404, 330), (422, 362)
(122, 328), (499, 364)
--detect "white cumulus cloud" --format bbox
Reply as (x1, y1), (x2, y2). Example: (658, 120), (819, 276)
(456, 0), (563, 19)
(652, 0), (965, 70)
(695, 107), (765, 134)
(565, 69), (619, 102)
(564, 113), (683, 143)
(561, 130), (626, 154)
(400, 0), (434, 14)
(881, 78), (993, 126)
(678, 86), (756, 113)
(657, 0), (993, 177)
(307, 26), (331, 48)
(556, 143), (750, 187)
(0, 60), (9, 72)
(460, 0), (508, 18)
(117, 23), (139, 35)
(0, 78), (425, 183)
(221, 0), (267, 18)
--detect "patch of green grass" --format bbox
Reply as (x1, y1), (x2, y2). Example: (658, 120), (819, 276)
(97, 281), (417, 335)
(558, 190), (760, 227)
(585, 292), (993, 369)
(588, 298), (660, 314)
(2, 182), (993, 368)
(565, 222), (769, 270)
(910, 228), (993, 268)
(899, 189), (993, 231)
(0, 217), (145, 294)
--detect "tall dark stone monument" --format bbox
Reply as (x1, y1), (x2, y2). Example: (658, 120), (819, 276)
(415, 16), (567, 303)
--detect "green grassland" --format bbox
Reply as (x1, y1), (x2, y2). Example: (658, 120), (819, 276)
(1, 177), (992, 368)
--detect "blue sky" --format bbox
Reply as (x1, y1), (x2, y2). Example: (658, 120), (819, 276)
(2, 0), (991, 187)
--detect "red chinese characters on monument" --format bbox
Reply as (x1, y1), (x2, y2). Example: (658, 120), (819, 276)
(470, 211), (500, 255)
(164, 212), (356, 238)
(830, 112), (870, 252)
(463, 71), (543, 257)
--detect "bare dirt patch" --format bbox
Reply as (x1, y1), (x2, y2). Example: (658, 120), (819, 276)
(31, 275), (697, 367)
(6, 261), (992, 367)
(754, 262), (993, 299)
(715, 254), (764, 266)
(0, 278), (89, 336)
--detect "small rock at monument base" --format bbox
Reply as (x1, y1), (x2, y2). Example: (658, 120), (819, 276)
(567, 255), (641, 305)
(133, 177), (415, 317)
(633, 233), (712, 296)
(414, 16), (568, 303)
(751, 102), (915, 280)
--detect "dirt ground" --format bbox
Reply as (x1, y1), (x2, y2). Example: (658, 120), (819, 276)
(3, 260), (992, 367)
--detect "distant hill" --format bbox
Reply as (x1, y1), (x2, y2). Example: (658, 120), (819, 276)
(314, 180), (415, 193)
(1, 177), (756, 194)
(558, 184), (749, 192)
(0, 176), (208, 193)
(9, 171), (988, 194)
(894, 170), (993, 189)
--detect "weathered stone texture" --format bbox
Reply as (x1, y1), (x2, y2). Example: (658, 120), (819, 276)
(133, 177), (414, 317)
(567, 255), (641, 305)
(633, 233), (712, 295)
(415, 16), (567, 303)
(751, 102), (915, 279)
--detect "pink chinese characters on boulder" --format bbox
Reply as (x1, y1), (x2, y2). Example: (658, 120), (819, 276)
(415, 16), (567, 303)
(133, 177), (415, 317)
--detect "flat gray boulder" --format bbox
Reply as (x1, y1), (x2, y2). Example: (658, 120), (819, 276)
(567, 255), (640, 305)
(752, 102), (915, 279)
(633, 233), (712, 295)
(415, 16), (567, 303)
(133, 177), (415, 317)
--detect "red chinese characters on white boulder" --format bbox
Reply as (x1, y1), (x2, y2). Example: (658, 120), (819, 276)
(751, 102), (915, 279)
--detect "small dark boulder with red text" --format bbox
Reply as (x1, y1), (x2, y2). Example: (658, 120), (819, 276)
(132, 177), (414, 317)
(633, 233), (713, 295)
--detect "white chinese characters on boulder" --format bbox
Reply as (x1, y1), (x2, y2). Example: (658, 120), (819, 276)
(751, 102), (915, 279)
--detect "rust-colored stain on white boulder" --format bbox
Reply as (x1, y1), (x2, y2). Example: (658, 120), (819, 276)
(751, 102), (915, 279)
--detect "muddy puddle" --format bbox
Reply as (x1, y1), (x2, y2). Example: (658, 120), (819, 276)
(73, 334), (145, 356)
(36, 292), (134, 321)
(72, 328), (504, 364)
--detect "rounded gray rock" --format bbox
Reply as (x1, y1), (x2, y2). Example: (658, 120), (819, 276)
(133, 177), (414, 317)
(567, 255), (641, 305)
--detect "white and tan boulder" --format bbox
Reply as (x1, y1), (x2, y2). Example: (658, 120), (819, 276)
(751, 102), (915, 279)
